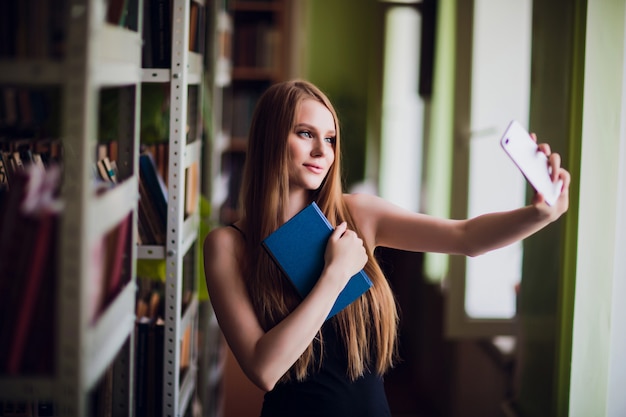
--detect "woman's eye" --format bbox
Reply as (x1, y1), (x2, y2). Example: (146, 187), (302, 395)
(298, 131), (313, 138)
(324, 137), (336, 144)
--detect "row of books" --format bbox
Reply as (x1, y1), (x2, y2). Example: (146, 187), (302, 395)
(0, 0), (66, 60)
(94, 141), (198, 248)
(142, 0), (206, 69)
(134, 280), (194, 417)
(0, 0), (203, 63)
(0, 401), (54, 416)
(227, 87), (265, 140)
(136, 146), (198, 245)
(233, 21), (281, 69)
(88, 212), (132, 324)
(134, 280), (165, 417)
(1, 140), (62, 192)
(0, 164), (62, 376)
(0, 87), (60, 138)
(0, 140), (136, 376)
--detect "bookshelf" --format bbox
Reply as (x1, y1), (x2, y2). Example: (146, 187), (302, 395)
(0, 0), (142, 415)
(215, 0), (291, 224)
(202, 1), (293, 414)
(0, 0), (215, 415)
(195, 2), (234, 416)
(136, 0), (206, 416)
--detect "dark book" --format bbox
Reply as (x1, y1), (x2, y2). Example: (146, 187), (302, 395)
(139, 152), (168, 226)
(123, 0), (139, 31)
(150, 0), (172, 68)
(262, 202), (373, 320)
(6, 212), (55, 374)
(138, 177), (165, 244)
(0, 172), (30, 370)
(152, 320), (164, 416)
(106, 0), (129, 26)
(20, 233), (56, 375)
(146, 319), (164, 417)
(135, 317), (151, 417)
(103, 213), (131, 303)
(189, 2), (198, 52)
(141, 0), (153, 67)
(0, 167), (59, 374)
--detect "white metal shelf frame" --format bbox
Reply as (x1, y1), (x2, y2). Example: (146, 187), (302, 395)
(163, 0), (201, 414)
(55, 1), (142, 416)
(0, 1), (143, 412)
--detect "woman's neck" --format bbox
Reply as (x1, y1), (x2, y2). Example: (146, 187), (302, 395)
(286, 190), (313, 222)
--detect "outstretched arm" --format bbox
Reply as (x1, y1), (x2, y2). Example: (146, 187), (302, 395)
(347, 142), (570, 256)
(203, 222), (367, 392)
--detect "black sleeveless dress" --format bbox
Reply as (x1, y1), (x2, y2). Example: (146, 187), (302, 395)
(260, 324), (391, 417)
(227, 224), (391, 417)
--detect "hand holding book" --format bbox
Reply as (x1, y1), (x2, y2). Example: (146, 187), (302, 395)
(262, 203), (373, 320)
(324, 221), (368, 285)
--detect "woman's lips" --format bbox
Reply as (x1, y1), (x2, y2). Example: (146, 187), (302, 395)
(304, 164), (324, 174)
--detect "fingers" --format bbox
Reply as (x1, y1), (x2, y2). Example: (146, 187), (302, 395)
(534, 137), (563, 183)
(537, 142), (551, 155)
(324, 222), (367, 282)
(549, 153), (561, 182)
(330, 222), (366, 260)
(532, 191), (545, 205)
(530, 135), (571, 215)
(331, 221), (347, 240)
(558, 166), (571, 191)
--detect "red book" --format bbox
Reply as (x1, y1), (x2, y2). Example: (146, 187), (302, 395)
(6, 212), (55, 374)
(105, 214), (131, 302)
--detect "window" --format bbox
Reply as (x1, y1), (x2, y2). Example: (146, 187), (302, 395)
(379, 4), (424, 211)
(446, 0), (533, 337)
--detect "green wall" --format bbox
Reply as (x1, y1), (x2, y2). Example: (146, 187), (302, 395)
(514, 1), (582, 416)
(303, 0), (383, 188)
(518, 1), (626, 416)
(569, 1), (625, 415)
(301, 2), (626, 415)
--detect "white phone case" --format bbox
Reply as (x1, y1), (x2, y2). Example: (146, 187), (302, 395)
(500, 120), (562, 206)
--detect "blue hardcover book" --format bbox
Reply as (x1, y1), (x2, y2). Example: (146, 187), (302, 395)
(262, 202), (373, 320)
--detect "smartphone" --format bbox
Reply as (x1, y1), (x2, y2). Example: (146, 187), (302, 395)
(500, 120), (563, 206)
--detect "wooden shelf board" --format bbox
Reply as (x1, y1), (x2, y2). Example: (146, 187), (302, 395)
(231, 1), (283, 13)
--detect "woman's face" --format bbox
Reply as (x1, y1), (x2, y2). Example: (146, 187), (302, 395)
(287, 98), (336, 192)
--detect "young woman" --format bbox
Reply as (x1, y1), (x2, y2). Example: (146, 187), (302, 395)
(203, 80), (570, 416)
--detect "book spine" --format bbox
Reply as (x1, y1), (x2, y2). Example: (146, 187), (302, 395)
(6, 213), (54, 374)
(135, 319), (150, 417)
(139, 153), (168, 225)
(105, 213), (130, 298)
(311, 202), (334, 231)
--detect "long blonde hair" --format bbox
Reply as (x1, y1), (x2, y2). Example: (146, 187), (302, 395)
(239, 80), (398, 381)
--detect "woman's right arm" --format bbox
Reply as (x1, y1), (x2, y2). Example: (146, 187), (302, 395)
(203, 222), (366, 391)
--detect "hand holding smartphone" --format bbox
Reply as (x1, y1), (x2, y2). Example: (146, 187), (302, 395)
(500, 120), (563, 206)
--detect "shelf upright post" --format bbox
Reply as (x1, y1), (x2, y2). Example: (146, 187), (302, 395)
(164, 0), (192, 415)
(57, 0), (100, 415)
(111, 23), (143, 414)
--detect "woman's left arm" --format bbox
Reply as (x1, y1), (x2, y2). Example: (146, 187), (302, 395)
(347, 149), (570, 257)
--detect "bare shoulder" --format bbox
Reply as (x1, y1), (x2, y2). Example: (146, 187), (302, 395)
(343, 193), (390, 246)
(204, 227), (237, 255)
(344, 192), (385, 212)
(203, 225), (245, 282)
(344, 192), (398, 221)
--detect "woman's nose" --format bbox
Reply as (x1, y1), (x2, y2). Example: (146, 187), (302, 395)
(311, 138), (325, 157)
